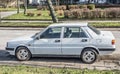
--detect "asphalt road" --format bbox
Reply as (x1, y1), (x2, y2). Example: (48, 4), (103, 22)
(0, 11), (23, 18)
(0, 28), (120, 70)
(0, 28), (120, 53)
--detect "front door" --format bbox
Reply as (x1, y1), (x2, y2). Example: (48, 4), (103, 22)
(62, 27), (89, 55)
(33, 27), (62, 55)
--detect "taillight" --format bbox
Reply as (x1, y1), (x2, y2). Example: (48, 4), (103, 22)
(112, 40), (115, 45)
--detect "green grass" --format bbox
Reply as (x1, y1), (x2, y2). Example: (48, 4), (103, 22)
(2, 9), (120, 20)
(3, 10), (57, 20)
(89, 22), (120, 28)
(0, 65), (119, 74)
(0, 22), (51, 27)
(0, 22), (120, 28)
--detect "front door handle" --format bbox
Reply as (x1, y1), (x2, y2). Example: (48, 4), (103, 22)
(55, 40), (60, 43)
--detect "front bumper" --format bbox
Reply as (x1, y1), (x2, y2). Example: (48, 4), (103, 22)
(6, 48), (14, 51)
(6, 47), (15, 55)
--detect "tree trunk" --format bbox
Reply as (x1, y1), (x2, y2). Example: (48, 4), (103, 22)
(88, 0), (90, 4)
(24, 0), (27, 14)
(47, 0), (58, 23)
(0, 11), (1, 23)
(58, 0), (60, 5)
(17, 0), (20, 14)
(66, 0), (69, 10)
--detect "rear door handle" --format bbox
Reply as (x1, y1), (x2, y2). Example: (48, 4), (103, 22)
(81, 39), (87, 42)
(55, 40), (60, 43)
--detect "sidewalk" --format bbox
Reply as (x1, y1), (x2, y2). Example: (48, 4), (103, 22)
(0, 27), (120, 31)
(0, 11), (23, 18)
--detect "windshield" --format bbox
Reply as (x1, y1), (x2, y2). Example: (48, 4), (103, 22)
(88, 25), (101, 35)
(31, 32), (39, 38)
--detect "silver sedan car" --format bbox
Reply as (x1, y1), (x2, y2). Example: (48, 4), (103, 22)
(6, 23), (116, 64)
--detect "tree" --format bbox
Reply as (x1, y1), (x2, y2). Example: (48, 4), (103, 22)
(47, 0), (58, 23)
(0, 0), (12, 8)
(0, 11), (1, 23)
(88, 0), (91, 3)
(66, 0), (69, 10)
(17, 0), (20, 13)
(24, 0), (27, 14)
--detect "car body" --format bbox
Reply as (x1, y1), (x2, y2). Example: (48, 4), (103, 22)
(6, 23), (116, 63)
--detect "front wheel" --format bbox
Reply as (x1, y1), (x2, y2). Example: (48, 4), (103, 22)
(81, 48), (98, 64)
(15, 47), (31, 61)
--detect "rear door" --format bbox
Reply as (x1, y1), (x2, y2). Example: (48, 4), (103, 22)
(62, 27), (89, 55)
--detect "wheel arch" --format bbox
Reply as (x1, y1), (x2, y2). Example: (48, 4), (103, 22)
(15, 46), (32, 56)
(81, 47), (99, 56)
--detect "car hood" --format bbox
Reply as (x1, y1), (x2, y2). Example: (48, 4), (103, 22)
(9, 35), (34, 43)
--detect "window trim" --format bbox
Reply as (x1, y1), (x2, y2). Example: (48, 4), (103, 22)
(63, 27), (88, 38)
(40, 27), (62, 39)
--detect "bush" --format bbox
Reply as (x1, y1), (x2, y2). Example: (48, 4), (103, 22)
(63, 7), (120, 19)
(72, 9), (82, 18)
(54, 6), (59, 11)
(79, 5), (87, 9)
(26, 11), (35, 17)
(87, 4), (95, 10)
(105, 8), (120, 18)
(82, 9), (91, 18)
(37, 6), (48, 10)
(61, 5), (66, 10)
(37, 6), (42, 10)
(54, 5), (66, 11)
(64, 10), (72, 18)
(57, 10), (64, 16)
(69, 5), (79, 10)
(37, 11), (42, 16)
(91, 9), (104, 18)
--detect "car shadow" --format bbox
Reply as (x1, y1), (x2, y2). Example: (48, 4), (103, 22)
(30, 57), (83, 64)
(0, 50), (17, 61)
(0, 50), (83, 64)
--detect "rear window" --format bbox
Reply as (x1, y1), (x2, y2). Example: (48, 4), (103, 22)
(88, 25), (101, 35)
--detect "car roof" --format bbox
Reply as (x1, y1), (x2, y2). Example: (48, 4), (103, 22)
(49, 22), (88, 27)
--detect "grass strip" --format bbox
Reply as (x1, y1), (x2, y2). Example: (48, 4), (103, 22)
(90, 22), (120, 28)
(0, 65), (119, 74)
(0, 22), (120, 28)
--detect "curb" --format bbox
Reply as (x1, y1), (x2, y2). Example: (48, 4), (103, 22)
(0, 27), (44, 30)
(0, 27), (120, 31)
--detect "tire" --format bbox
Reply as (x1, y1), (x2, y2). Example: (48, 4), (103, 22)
(81, 48), (97, 64)
(15, 47), (31, 61)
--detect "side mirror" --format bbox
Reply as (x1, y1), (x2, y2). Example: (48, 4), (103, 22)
(35, 37), (39, 40)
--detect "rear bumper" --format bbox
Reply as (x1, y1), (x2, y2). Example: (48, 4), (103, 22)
(98, 48), (116, 55)
(99, 48), (115, 51)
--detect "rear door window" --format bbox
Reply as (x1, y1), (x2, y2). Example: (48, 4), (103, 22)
(64, 27), (87, 38)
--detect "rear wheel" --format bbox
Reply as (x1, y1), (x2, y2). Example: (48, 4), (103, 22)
(81, 48), (97, 64)
(15, 47), (31, 61)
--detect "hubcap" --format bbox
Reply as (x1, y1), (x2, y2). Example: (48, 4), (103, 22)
(17, 49), (29, 60)
(83, 51), (95, 63)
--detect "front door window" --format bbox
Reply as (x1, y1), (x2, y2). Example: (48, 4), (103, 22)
(41, 27), (62, 39)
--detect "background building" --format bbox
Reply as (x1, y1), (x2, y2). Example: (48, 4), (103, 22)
(28, 0), (120, 6)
